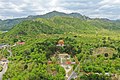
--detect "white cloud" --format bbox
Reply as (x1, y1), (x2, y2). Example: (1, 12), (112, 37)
(0, 0), (120, 20)
(99, 0), (120, 5)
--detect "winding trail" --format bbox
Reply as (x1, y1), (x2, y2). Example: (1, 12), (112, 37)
(67, 63), (80, 80)
(7, 49), (12, 57)
(0, 44), (14, 80)
(0, 61), (8, 80)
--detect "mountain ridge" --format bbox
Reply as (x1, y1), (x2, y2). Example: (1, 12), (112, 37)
(27, 11), (90, 20)
(0, 11), (119, 31)
(0, 11), (89, 31)
(5, 16), (120, 39)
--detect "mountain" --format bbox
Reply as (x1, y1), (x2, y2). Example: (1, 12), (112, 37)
(4, 16), (108, 38)
(27, 11), (90, 20)
(0, 11), (90, 31)
(4, 14), (120, 38)
(0, 18), (28, 31)
(1, 11), (120, 32)
(88, 18), (120, 30)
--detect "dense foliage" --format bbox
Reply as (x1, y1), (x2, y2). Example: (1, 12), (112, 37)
(1, 12), (120, 80)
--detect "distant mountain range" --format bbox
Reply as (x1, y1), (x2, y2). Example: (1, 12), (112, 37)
(27, 11), (90, 20)
(0, 11), (90, 31)
(0, 18), (28, 31)
(0, 11), (120, 31)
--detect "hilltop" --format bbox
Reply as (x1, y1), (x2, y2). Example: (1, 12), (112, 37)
(0, 11), (89, 31)
(27, 11), (90, 20)
(1, 11), (120, 31)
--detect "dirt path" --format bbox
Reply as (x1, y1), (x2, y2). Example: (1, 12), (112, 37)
(0, 61), (8, 80)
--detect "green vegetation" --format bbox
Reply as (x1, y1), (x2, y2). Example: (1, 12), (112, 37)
(1, 11), (120, 80)
(80, 73), (111, 80)
(0, 18), (27, 31)
(0, 11), (88, 31)
(1, 11), (120, 31)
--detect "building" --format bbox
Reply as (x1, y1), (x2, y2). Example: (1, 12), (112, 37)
(58, 53), (76, 79)
(66, 61), (71, 65)
(0, 57), (8, 65)
(17, 42), (25, 45)
(0, 44), (7, 49)
(71, 62), (76, 64)
(58, 54), (70, 64)
(57, 40), (65, 46)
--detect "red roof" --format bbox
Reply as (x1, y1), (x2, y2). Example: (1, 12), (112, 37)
(66, 61), (71, 64)
(17, 42), (25, 45)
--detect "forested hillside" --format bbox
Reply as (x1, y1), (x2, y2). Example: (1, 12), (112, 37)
(0, 11), (89, 31)
(4, 17), (98, 38)
(1, 11), (120, 31)
(0, 18), (28, 31)
(1, 11), (120, 80)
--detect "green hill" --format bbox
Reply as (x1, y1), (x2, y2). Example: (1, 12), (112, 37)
(1, 11), (120, 32)
(0, 18), (28, 31)
(0, 11), (89, 31)
(88, 18), (120, 30)
(4, 16), (101, 38)
(5, 16), (120, 37)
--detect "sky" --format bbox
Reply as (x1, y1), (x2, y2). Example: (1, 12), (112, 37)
(0, 0), (120, 20)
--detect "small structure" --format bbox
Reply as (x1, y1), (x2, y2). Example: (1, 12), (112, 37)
(66, 61), (71, 65)
(71, 62), (76, 64)
(65, 61), (76, 65)
(17, 42), (25, 45)
(58, 53), (76, 79)
(0, 57), (7, 65)
(0, 44), (7, 49)
(58, 54), (70, 59)
(57, 40), (65, 46)
(58, 54), (70, 64)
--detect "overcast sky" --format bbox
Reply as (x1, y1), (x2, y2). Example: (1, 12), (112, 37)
(0, 0), (120, 20)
